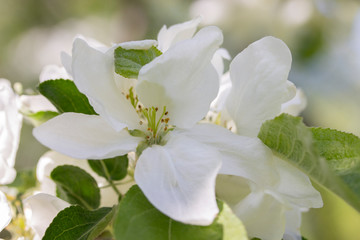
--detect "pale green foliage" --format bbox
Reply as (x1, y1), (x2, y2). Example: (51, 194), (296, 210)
(258, 113), (360, 212)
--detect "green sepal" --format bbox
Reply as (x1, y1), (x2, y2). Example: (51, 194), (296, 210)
(114, 46), (162, 79)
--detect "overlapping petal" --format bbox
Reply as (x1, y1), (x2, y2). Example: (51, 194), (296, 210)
(157, 17), (201, 52)
(233, 190), (286, 240)
(182, 123), (278, 186)
(71, 38), (139, 130)
(271, 157), (323, 209)
(134, 132), (221, 225)
(39, 64), (71, 82)
(281, 89), (307, 116)
(23, 193), (70, 239)
(226, 36), (295, 137)
(137, 26), (223, 128)
(33, 113), (141, 159)
(283, 209), (302, 240)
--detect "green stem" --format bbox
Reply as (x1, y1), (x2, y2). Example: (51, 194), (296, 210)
(100, 161), (122, 197)
(100, 179), (134, 189)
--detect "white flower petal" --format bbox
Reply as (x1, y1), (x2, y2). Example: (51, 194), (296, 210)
(71, 38), (139, 130)
(36, 151), (105, 194)
(210, 72), (231, 112)
(60, 51), (73, 76)
(211, 48), (231, 77)
(0, 160), (17, 185)
(23, 193), (70, 239)
(115, 39), (158, 50)
(0, 191), (12, 232)
(137, 26), (223, 128)
(0, 79), (22, 184)
(157, 17), (202, 52)
(134, 132), (221, 225)
(39, 64), (71, 82)
(33, 113), (141, 159)
(272, 157), (323, 209)
(233, 191), (286, 240)
(281, 89), (307, 116)
(182, 123), (278, 186)
(19, 95), (57, 113)
(226, 36), (295, 137)
(283, 208), (302, 240)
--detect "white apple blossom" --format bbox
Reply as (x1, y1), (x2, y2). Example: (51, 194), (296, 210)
(204, 37), (323, 240)
(23, 193), (70, 239)
(0, 78), (23, 232)
(33, 26), (228, 225)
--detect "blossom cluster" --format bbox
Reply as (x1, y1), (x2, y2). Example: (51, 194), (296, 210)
(3, 18), (358, 240)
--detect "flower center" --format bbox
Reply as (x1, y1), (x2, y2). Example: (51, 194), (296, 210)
(141, 106), (172, 145)
(125, 87), (173, 147)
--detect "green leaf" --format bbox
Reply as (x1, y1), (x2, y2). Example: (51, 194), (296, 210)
(258, 113), (360, 212)
(43, 205), (115, 240)
(114, 46), (162, 78)
(113, 185), (248, 240)
(88, 155), (128, 181)
(38, 79), (97, 114)
(51, 165), (100, 210)
(311, 128), (360, 202)
(25, 110), (59, 126)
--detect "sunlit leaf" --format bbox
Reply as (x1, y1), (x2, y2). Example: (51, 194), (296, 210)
(258, 113), (360, 212)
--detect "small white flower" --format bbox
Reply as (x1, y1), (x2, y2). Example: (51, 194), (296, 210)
(204, 37), (322, 240)
(34, 26), (225, 225)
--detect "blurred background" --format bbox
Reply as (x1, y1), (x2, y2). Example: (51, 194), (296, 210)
(1, 0), (359, 239)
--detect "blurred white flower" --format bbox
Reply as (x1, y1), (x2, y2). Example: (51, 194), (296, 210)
(23, 193), (70, 239)
(0, 79), (22, 185)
